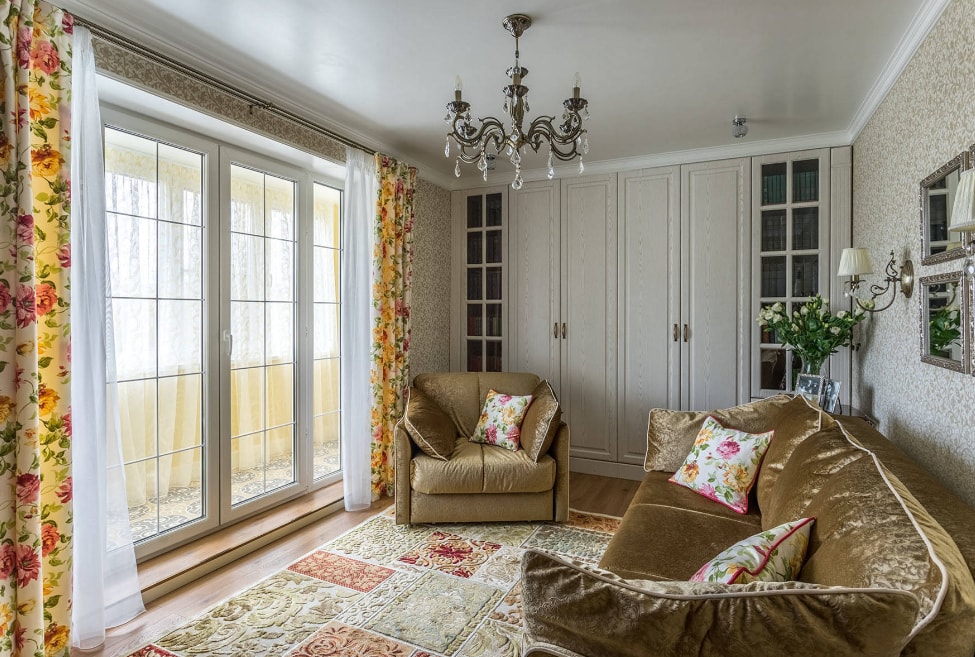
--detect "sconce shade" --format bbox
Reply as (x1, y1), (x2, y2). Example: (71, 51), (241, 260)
(949, 169), (975, 233)
(837, 247), (874, 277)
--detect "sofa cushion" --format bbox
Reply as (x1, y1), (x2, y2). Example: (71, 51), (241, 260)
(690, 517), (814, 584)
(413, 372), (481, 437)
(669, 416), (773, 514)
(411, 438), (482, 494)
(644, 394), (790, 472)
(470, 388), (533, 451)
(482, 443), (555, 493)
(629, 471), (763, 525)
(403, 386), (456, 460)
(520, 379), (562, 462)
(762, 424), (866, 529)
(755, 395), (834, 514)
(797, 428), (975, 657)
(523, 549), (920, 657)
(410, 437), (555, 495)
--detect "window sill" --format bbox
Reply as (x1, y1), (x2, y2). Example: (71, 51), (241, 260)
(137, 481), (344, 603)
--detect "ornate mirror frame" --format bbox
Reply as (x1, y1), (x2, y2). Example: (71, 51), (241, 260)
(919, 271), (971, 373)
(920, 152), (967, 265)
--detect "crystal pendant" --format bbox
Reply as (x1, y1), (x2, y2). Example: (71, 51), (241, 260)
(578, 158), (585, 174)
(582, 133), (590, 155)
(455, 159), (461, 178)
(483, 168), (488, 182)
(503, 101), (509, 113)
(445, 137), (450, 158)
(547, 150), (555, 179)
(583, 107), (590, 120)
(511, 148), (521, 165)
(477, 153), (487, 171)
(512, 172), (524, 190)
(444, 112), (451, 123)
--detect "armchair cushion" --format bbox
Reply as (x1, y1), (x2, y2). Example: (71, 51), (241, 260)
(521, 379), (562, 463)
(403, 386), (456, 461)
(410, 437), (556, 495)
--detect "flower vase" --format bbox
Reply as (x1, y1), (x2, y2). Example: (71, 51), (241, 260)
(798, 355), (826, 378)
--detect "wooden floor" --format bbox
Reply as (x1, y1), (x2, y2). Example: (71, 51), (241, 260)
(73, 472), (638, 657)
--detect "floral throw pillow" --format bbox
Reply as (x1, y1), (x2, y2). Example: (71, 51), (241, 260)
(470, 389), (534, 451)
(668, 416), (773, 513)
(690, 517), (815, 584)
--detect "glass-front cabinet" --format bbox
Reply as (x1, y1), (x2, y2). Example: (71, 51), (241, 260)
(455, 188), (507, 372)
(752, 151), (831, 397)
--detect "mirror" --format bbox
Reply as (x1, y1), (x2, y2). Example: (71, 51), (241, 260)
(920, 272), (970, 373)
(920, 153), (966, 265)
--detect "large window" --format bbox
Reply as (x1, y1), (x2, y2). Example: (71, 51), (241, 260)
(104, 110), (343, 555)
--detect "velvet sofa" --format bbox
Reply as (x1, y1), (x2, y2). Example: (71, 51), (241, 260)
(394, 371), (569, 525)
(521, 395), (975, 657)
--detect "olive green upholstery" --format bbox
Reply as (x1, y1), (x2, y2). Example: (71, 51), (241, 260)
(395, 371), (569, 525)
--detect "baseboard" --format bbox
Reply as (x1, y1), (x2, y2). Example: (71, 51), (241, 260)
(570, 457), (645, 481)
(141, 497), (345, 604)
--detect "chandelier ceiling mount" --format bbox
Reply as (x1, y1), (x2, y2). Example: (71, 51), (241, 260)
(444, 13), (590, 189)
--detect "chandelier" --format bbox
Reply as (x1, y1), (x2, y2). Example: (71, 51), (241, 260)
(444, 13), (590, 190)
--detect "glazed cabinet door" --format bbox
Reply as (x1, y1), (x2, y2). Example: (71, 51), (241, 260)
(680, 159), (751, 411)
(450, 186), (508, 372)
(617, 167), (680, 467)
(560, 174), (619, 461)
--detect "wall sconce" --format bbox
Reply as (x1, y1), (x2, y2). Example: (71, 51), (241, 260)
(837, 247), (914, 312)
(949, 168), (975, 277)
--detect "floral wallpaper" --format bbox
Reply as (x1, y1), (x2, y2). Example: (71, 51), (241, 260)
(853, 0), (975, 505)
(410, 178), (451, 376)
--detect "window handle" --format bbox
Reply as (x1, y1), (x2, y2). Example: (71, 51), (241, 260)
(223, 329), (233, 356)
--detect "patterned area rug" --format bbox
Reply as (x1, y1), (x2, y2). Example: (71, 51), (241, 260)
(125, 508), (619, 657)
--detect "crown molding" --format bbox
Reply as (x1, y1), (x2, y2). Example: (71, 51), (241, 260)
(846, 0), (951, 143)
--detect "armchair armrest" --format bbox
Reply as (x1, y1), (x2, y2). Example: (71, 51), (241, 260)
(394, 419), (417, 524)
(549, 422), (569, 522)
(521, 549), (918, 657)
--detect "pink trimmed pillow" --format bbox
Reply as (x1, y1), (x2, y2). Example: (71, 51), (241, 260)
(668, 415), (773, 513)
(690, 517), (815, 583)
(470, 389), (533, 451)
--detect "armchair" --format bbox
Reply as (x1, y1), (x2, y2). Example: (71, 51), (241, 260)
(394, 371), (569, 525)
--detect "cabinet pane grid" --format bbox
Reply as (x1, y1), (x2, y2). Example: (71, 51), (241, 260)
(758, 157), (822, 395)
(464, 193), (503, 371)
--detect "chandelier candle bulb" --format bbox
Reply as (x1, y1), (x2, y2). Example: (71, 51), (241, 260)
(454, 75), (463, 101)
(573, 72), (581, 99)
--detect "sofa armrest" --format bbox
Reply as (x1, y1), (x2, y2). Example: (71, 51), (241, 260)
(549, 422), (569, 522)
(521, 549), (918, 657)
(394, 419), (417, 524)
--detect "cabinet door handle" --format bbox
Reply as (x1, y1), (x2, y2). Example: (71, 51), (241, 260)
(561, 322), (567, 339)
(553, 322), (558, 339)
(672, 324), (679, 342)
(683, 324), (689, 342)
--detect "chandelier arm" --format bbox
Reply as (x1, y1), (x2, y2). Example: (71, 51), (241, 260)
(449, 115), (507, 151)
(522, 118), (584, 161)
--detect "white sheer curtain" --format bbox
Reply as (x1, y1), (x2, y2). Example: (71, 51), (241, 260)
(341, 148), (376, 510)
(71, 26), (145, 648)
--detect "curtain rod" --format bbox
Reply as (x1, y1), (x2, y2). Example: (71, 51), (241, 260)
(72, 16), (375, 156)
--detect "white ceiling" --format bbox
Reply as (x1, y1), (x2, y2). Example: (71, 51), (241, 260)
(59, 0), (945, 188)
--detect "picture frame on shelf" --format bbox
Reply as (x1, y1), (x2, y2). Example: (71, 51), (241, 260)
(820, 379), (842, 414)
(795, 373), (825, 403)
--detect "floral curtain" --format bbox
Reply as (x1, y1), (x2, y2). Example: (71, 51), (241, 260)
(369, 153), (415, 499)
(0, 2), (73, 655)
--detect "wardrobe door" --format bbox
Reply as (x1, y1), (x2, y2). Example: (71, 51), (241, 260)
(617, 167), (680, 466)
(680, 159), (751, 411)
(561, 174), (618, 461)
(509, 180), (561, 388)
